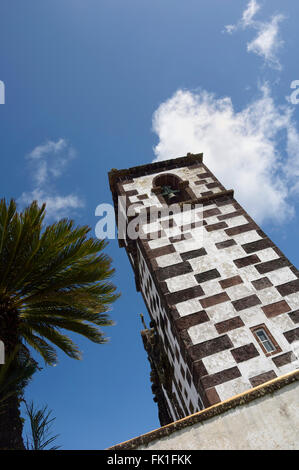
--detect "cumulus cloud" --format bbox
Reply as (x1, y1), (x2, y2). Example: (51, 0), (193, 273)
(224, 1), (285, 70)
(225, 0), (260, 33)
(152, 86), (299, 224)
(18, 139), (84, 220)
(247, 14), (284, 70)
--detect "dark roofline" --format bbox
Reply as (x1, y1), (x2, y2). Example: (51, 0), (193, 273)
(108, 152), (203, 201)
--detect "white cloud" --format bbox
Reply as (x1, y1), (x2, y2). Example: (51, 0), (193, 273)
(242, 0), (260, 27)
(224, 1), (285, 70)
(19, 139), (84, 220)
(247, 15), (284, 71)
(152, 86), (299, 224)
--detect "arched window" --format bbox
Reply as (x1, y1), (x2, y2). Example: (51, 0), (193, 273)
(152, 173), (195, 205)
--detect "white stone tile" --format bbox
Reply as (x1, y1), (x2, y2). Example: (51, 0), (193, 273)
(269, 314), (296, 334)
(266, 267), (297, 285)
(237, 355), (272, 380)
(225, 284), (254, 301)
(189, 254), (220, 273)
(148, 237), (170, 249)
(217, 204), (236, 215)
(203, 350), (237, 375)
(276, 361), (298, 375)
(236, 265), (260, 282)
(163, 226), (183, 238)
(174, 239), (204, 253)
(188, 322), (218, 344)
(216, 376), (250, 401)
(284, 293), (299, 310)
(228, 326), (255, 348)
(239, 307), (267, 328)
(221, 244), (247, 259)
(255, 287), (283, 305)
(156, 252), (183, 268)
(166, 274), (198, 293)
(232, 231), (261, 244)
(218, 262), (240, 279)
(200, 279), (223, 296)
(206, 302), (238, 323)
(226, 216), (248, 228)
(122, 182), (137, 191)
(176, 299), (202, 317)
(142, 221), (160, 233)
(256, 248), (279, 262)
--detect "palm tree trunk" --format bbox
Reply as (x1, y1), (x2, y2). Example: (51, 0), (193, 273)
(0, 395), (25, 449)
(0, 303), (25, 450)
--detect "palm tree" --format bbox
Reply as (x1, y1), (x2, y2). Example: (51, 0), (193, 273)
(0, 199), (120, 449)
(24, 401), (60, 450)
(0, 346), (38, 449)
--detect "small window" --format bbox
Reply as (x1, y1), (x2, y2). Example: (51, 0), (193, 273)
(251, 324), (281, 356)
(255, 329), (276, 353)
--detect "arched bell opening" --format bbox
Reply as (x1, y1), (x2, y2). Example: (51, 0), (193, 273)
(152, 173), (195, 205)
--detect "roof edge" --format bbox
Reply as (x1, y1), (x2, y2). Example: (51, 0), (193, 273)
(106, 369), (299, 450)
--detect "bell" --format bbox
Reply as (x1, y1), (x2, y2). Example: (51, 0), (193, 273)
(167, 191), (177, 200)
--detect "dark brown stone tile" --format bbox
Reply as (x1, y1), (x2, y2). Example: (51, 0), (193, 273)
(288, 310), (299, 324)
(215, 239), (237, 249)
(251, 277), (273, 291)
(160, 219), (176, 229)
(146, 229), (166, 240)
(156, 262), (193, 281)
(234, 254), (261, 268)
(197, 172), (211, 179)
(276, 279), (299, 296)
(166, 285), (205, 305)
(125, 189), (138, 196)
(202, 208), (221, 218)
(193, 360), (208, 380)
(272, 351), (297, 367)
(169, 233), (192, 243)
(205, 387), (221, 405)
(231, 343), (260, 363)
(241, 238), (272, 254)
(232, 294), (261, 311)
(189, 334), (233, 360)
(255, 258), (289, 275)
(180, 221), (205, 231)
(181, 248), (207, 261)
(137, 194), (148, 200)
(206, 182), (221, 189)
(217, 210), (243, 221)
(201, 191), (214, 197)
(148, 244), (176, 259)
(284, 327), (299, 344)
(175, 311), (209, 330)
(262, 300), (291, 318)
(225, 223), (256, 236)
(219, 275), (243, 289)
(249, 370), (277, 387)
(195, 269), (221, 284)
(205, 221), (228, 232)
(201, 366), (241, 388)
(194, 180), (207, 185)
(215, 197), (234, 207)
(215, 316), (245, 334)
(200, 292), (230, 309)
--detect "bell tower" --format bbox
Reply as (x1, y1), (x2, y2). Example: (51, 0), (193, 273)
(109, 153), (299, 425)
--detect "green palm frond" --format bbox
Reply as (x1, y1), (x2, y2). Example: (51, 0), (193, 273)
(24, 401), (60, 450)
(0, 198), (120, 365)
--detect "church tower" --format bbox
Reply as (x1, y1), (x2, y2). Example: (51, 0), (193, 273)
(108, 153), (299, 426)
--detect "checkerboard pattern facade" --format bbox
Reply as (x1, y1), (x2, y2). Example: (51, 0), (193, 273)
(109, 153), (299, 424)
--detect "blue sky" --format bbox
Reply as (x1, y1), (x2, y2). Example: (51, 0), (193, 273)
(1, 0), (299, 449)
